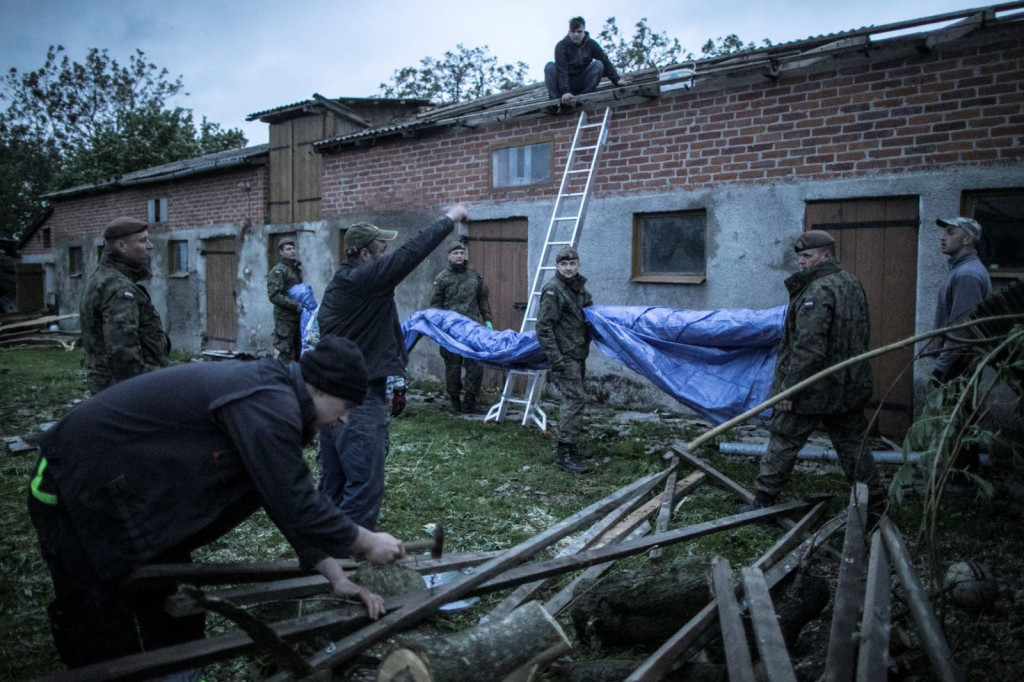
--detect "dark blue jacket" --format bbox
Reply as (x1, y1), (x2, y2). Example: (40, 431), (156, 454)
(38, 359), (357, 581)
(318, 216), (453, 380)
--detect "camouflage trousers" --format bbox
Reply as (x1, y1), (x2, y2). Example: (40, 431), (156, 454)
(440, 347), (482, 400)
(549, 358), (587, 445)
(755, 409), (884, 501)
(272, 317), (300, 362)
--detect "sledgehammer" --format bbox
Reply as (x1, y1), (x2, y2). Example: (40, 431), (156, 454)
(402, 524), (445, 559)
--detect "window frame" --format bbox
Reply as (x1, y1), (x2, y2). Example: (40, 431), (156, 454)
(961, 188), (1024, 279)
(490, 139), (553, 189)
(68, 246), (83, 278)
(148, 198), (169, 223)
(168, 239), (189, 276)
(630, 210), (708, 284)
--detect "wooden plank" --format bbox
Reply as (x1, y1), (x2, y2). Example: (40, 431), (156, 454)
(625, 503), (837, 682)
(880, 518), (967, 682)
(543, 522), (651, 615)
(856, 530), (892, 682)
(481, 477), (655, 622)
(603, 471), (704, 541)
(824, 484), (870, 682)
(742, 566), (798, 682)
(649, 457), (679, 562)
(293, 468), (677, 675)
(671, 443), (754, 503)
(0, 313), (78, 333)
(711, 557), (756, 682)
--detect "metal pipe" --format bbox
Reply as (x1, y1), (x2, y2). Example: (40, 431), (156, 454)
(718, 442), (991, 467)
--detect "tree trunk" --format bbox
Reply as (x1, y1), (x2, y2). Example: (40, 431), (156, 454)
(570, 556), (713, 648)
(560, 659), (726, 682)
(376, 600), (570, 682)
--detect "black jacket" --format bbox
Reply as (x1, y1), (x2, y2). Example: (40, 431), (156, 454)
(38, 359), (357, 581)
(552, 32), (622, 95)
(318, 216), (453, 380)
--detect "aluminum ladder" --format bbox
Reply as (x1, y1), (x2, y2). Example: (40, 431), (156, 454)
(485, 107), (612, 430)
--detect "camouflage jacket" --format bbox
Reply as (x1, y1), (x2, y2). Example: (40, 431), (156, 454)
(430, 262), (492, 323)
(772, 260), (872, 414)
(79, 251), (170, 394)
(267, 259), (303, 322)
(536, 273), (593, 366)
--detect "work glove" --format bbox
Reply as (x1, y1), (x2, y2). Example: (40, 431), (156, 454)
(391, 386), (407, 417)
(485, 321), (493, 330)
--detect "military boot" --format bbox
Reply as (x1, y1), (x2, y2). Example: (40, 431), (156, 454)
(447, 395), (462, 414)
(555, 442), (589, 474)
(462, 393), (486, 415)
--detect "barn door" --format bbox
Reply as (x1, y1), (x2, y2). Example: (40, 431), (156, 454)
(805, 197), (919, 436)
(202, 236), (238, 350)
(465, 218), (529, 390)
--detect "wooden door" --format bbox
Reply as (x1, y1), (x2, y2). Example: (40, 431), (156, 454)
(465, 218), (529, 390)
(202, 236), (238, 350)
(805, 197), (919, 436)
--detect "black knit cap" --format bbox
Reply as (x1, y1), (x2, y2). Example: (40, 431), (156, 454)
(103, 217), (149, 240)
(299, 335), (368, 404)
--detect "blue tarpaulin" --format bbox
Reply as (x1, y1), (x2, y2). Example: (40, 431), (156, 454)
(401, 305), (786, 425)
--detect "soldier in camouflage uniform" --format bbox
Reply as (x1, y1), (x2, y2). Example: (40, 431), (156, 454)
(267, 237), (303, 361)
(536, 247), (593, 474)
(430, 241), (493, 414)
(746, 230), (884, 511)
(79, 217), (170, 395)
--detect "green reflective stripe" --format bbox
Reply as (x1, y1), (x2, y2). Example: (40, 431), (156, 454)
(31, 457), (58, 505)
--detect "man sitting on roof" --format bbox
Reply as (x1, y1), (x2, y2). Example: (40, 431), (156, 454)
(544, 16), (630, 114)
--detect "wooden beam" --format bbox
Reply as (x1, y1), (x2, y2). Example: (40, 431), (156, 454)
(292, 468), (677, 676)
(880, 518), (967, 682)
(602, 470), (704, 541)
(649, 457), (679, 562)
(671, 443), (753, 502)
(712, 557), (756, 682)
(742, 566), (797, 682)
(824, 484), (870, 682)
(625, 503), (837, 681)
(856, 530), (892, 682)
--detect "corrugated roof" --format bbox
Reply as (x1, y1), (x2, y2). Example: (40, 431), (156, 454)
(42, 144), (269, 199)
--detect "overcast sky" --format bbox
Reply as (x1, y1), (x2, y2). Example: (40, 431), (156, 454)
(0, 0), (987, 146)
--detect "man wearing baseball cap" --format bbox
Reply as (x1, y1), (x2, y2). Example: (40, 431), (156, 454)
(317, 205), (469, 529)
(28, 335), (405, 669)
(79, 217), (170, 394)
(932, 217), (992, 491)
(743, 230), (885, 515)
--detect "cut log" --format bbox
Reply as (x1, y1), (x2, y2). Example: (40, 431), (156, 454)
(353, 564), (425, 597)
(570, 556), (712, 648)
(559, 658), (725, 682)
(376, 601), (570, 682)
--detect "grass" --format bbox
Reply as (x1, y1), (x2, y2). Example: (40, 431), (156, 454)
(3, 347), (1023, 680)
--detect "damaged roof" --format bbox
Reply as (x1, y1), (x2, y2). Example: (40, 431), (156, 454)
(311, 2), (1024, 151)
(42, 144), (269, 200)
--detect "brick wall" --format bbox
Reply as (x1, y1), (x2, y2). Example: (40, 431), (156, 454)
(20, 165), (267, 253)
(321, 33), (1023, 215)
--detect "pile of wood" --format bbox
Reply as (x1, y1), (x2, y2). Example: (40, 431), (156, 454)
(33, 445), (966, 682)
(0, 313), (79, 351)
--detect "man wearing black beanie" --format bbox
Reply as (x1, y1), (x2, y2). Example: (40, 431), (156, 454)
(28, 336), (405, 670)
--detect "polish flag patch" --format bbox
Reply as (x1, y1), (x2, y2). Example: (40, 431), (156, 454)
(121, 291), (135, 301)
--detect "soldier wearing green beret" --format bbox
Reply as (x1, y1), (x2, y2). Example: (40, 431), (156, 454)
(79, 217), (170, 394)
(430, 240), (493, 414)
(742, 230), (885, 514)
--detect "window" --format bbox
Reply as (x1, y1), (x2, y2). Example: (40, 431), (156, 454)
(148, 198), (168, 223)
(169, 240), (189, 275)
(964, 189), (1024, 277)
(631, 211), (707, 283)
(492, 142), (551, 188)
(42, 228), (51, 248)
(68, 247), (83, 277)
